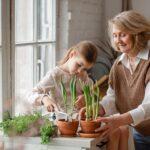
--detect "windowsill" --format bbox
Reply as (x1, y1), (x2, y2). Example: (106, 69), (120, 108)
(0, 135), (103, 149)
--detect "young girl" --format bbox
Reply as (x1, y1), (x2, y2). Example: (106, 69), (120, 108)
(27, 41), (97, 113)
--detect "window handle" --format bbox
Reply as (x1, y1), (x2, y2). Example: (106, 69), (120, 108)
(37, 59), (44, 81)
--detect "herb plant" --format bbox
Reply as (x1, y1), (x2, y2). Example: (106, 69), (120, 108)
(40, 119), (56, 144)
(0, 112), (56, 144)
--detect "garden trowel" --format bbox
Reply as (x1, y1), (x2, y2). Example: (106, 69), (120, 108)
(42, 111), (72, 121)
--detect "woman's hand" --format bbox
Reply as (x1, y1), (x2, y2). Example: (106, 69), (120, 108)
(42, 96), (58, 112)
(75, 95), (85, 110)
(95, 112), (133, 137)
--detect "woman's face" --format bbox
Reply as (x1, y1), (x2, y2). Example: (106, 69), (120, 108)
(112, 25), (133, 54)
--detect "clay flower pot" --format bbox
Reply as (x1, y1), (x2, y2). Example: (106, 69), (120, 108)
(80, 120), (101, 133)
(57, 119), (79, 136)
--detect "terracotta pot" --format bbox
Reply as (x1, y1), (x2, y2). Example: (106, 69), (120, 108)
(57, 119), (79, 136)
(80, 120), (101, 133)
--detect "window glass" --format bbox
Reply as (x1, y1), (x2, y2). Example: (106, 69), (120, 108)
(35, 44), (56, 82)
(15, 0), (34, 43)
(15, 46), (34, 114)
(37, 0), (56, 41)
(15, 44), (55, 114)
(15, 0), (56, 115)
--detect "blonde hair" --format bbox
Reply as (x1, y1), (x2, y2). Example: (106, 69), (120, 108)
(108, 10), (150, 52)
(59, 41), (98, 65)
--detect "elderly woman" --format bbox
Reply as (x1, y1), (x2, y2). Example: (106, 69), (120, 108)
(79, 10), (150, 150)
(96, 10), (150, 150)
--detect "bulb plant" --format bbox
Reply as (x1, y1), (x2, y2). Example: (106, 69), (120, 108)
(80, 80), (100, 121)
(92, 82), (100, 120)
(60, 77), (68, 113)
(79, 80), (101, 136)
(70, 76), (77, 115)
(58, 76), (79, 136)
(60, 76), (77, 116)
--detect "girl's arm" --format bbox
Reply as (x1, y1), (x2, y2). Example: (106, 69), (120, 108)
(27, 70), (56, 106)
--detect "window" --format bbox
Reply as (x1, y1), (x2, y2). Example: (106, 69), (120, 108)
(0, 0), (56, 116)
(14, 0), (56, 114)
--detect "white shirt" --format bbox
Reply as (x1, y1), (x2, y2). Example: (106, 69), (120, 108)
(100, 47), (150, 125)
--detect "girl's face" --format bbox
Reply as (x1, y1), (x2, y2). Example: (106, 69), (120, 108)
(112, 25), (133, 54)
(68, 52), (93, 75)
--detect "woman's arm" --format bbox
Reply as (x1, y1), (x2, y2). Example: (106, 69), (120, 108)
(129, 81), (150, 125)
(96, 81), (150, 135)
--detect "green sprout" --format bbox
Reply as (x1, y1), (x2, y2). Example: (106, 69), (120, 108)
(83, 84), (92, 121)
(60, 76), (77, 116)
(82, 81), (100, 121)
(60, 77), (67, 113)
(70, 76), (77, 113)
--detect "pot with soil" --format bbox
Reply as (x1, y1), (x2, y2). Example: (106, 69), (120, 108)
(57, 119), (79, 136)
(57, 76), (79, 136)
(80, 119), (100, 133)
(79, 82), (101, 138)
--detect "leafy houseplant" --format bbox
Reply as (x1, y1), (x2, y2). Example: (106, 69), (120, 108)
(0, 112), (56, 144)
(80, 81), (101, 136)
(57, 76), (79, 136)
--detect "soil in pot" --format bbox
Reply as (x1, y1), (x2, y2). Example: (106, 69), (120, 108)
(57, 119), (79, 136)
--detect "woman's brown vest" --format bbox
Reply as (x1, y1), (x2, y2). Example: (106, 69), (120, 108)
(109, 55), (150, 136)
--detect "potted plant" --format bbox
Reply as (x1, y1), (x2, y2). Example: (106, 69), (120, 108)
(79, 81), (101, 138)
(57, 76), (79, 136)
(0, 111), (57, 144)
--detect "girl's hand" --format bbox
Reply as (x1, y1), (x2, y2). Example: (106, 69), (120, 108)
(75, 95), (85, 110)
(95, 113), (133, 137)
(42, 96), (58, 112)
